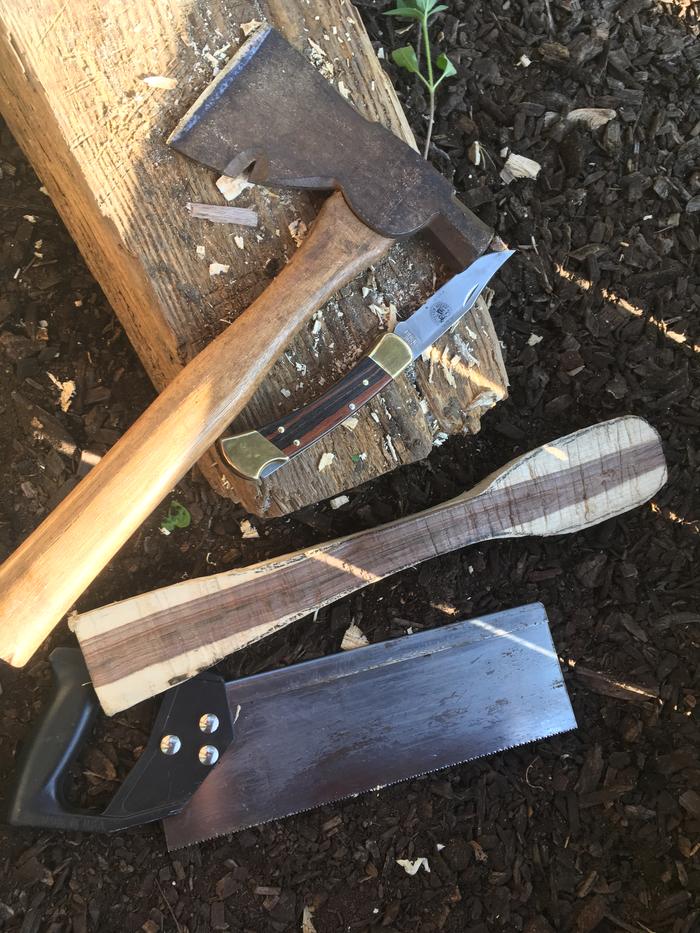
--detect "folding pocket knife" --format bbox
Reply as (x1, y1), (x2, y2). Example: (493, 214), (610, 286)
(221, 249), (514, 481)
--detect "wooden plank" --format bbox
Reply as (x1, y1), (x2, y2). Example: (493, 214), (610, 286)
(71, 417), (668, 714)
(0, 0), (508, 519)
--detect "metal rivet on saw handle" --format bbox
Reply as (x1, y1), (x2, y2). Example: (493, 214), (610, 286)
(160, 734), (181, 755)
(199, 713), (220, 734)
(198, 745), (220, 766)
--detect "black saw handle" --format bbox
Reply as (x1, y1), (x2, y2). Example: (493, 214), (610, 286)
(5, 648), (233, 833)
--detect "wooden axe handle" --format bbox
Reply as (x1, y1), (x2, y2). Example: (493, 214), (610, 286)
(0, 193), (392, 667)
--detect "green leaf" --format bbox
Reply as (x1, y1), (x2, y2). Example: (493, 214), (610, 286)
(436, 52), (457, 78)
(384, 6), (423, 19)
(160, 500), (191, 533)
(416, 0), (447, 13)
(391, 45), (420, 74)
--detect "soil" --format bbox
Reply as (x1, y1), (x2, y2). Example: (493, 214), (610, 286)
(0, 1), (699, 931)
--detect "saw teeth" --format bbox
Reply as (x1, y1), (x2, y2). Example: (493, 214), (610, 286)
(165, 726), (575, 850)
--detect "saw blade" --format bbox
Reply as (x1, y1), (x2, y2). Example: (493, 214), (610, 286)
(164, 603), (576, 849)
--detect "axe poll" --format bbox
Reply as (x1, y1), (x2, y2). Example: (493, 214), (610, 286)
(0, 26), (497, 668)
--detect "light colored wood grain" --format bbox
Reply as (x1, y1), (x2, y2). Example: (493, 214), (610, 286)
(0, 193), (390, 668)
(0, 0), (507, 520)
(72, 417), (667, 714)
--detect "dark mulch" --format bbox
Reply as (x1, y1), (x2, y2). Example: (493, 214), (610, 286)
(0, 1), (698, 930)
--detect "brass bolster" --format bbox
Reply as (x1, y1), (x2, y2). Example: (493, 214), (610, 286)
(368, 333), (413, 379)
(220, 431), (289, 481)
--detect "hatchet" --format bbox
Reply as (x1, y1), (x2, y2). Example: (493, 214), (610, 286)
(0, 26), (497, 668)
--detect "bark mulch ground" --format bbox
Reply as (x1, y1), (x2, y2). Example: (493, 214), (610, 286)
(0, 1), (698, 930)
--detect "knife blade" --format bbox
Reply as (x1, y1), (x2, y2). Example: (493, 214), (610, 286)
(220, 249), (514, 481)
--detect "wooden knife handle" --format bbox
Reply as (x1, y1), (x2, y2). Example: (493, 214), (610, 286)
(220, 333), (412, 480)
(0, 192), (393, 667)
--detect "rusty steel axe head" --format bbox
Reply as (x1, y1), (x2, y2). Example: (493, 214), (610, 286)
(168, 25), (493, 267)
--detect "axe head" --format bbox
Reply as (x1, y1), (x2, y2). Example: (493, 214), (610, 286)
(168, 26), (492, 267)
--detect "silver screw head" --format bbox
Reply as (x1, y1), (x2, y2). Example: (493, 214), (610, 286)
(277, 426), (285, 434)
(198, 745), (219, 766)
(349, 403), (356, 411)
(362, 379), (369, 386)
(160, 734), (181, 756)
(199, 712), (220, 734)
(293, 439), (301, 447)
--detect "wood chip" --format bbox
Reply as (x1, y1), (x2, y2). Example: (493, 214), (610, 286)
(288, 219), (308, 247)
(396, 858), (430, 875)
(141, 75), (177, 90)
(239, 518), (259, 539)
(500, 152), (542, 183)
(240, 19), (263, 37)
(216, 173), (253, 202)
(329, 495), (349, 509)
(567, 108), (617, 130)
(341, 623), (369, 651)
(302, 905), (317, 933)
(342, 416), (359, 430)
(47, 373), (76, 412)
(187, 203), (258, 227)
(209, 262), (230, 276)
(318, 451), (335, 472)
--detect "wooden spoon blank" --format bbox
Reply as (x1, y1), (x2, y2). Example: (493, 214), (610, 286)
(0, 193), (392, 668)
(72, 416), (666, 714)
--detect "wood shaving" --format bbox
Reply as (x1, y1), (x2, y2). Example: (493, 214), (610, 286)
(341, 623), (369, 651)
(433, 432), (449, 447)
(468, 141), (481, 166)
(318, 451), (335, 472)
(47, 373), (76, 412)
(385, 434), (398, 462)
(469, 841), (488, 863)
(187, 203), (258, 227)
(439, 347), (460, 387)
(196, 245), (205, 258)
(239, 519), (259, 539)
(307, 38), (334, 79)
(209, 262), (230, 276)
(566, 108), (617, 130)
(141, 75), (177, 90)
(396, 858), (430, 875)
(240, 19), (263, 37)
(330, 494), (350, 509)
(342, 416), (359, 430)
(216, 173), (253, 202)
(301, 905), (317, 933)
(288, 219), (308, 247)
(337, 80), (351, 100)
(500, 152), (542, 183)
(517, 54), (532, 67)
(369, 302), (398, 331)
(234, 235), (245, 249)
(528, 333), (544, 346)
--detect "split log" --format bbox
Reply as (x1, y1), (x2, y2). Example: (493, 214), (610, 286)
(71, 417), (667, 714)
(0, 0), (508, 519)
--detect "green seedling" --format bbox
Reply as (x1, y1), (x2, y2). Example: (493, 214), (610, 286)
(160, 500), (191, 535)
(385, 0), (456, 159)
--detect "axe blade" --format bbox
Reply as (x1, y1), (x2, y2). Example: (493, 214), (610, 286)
(168, 25), (493, 266)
